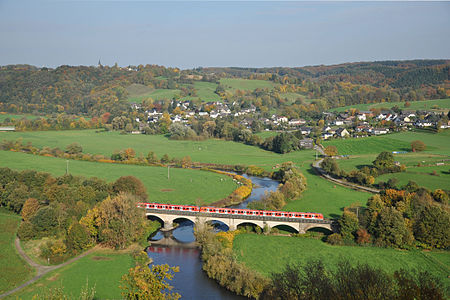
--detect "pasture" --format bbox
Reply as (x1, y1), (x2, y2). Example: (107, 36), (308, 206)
(376, 165), (450, 191)
(330, 98), (450, 112)
(0, 113), (41, 122)
(219, 78), (277, 91)
(323, 130), (450, 156)
(0, 151), (236, 205)
(180, 81), (221, 102)
(233, 234), (450, 286)
(0, 210), (34, 294)
(0, 129), (371, 217)
(8, 250), (134, 299)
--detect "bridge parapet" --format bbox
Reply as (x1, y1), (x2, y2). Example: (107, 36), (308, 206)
(144, 208), (337, 233)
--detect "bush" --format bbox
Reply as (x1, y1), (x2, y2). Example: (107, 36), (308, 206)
(66, 223), (91, 252)
(17, 221), (36, 240)
(326, 233), (343, 245)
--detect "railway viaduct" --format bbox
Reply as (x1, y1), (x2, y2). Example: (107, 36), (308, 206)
(144, 208), (337, 234)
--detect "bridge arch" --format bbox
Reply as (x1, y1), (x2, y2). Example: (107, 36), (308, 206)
(173, 216), (196, 225)
(208, 219), (230, 232)
(146, 214), (165, 227)
(304, 223), (333, 234)
(272, 224), (299, 234)
(235, 221), (264, 232)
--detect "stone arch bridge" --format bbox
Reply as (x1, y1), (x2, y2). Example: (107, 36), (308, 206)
(145, 208), (337, 234)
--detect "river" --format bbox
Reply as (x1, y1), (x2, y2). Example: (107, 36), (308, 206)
(146, 174), (279, 299)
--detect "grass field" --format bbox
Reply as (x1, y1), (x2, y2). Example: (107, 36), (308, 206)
(9, 250), (134, 299)
(323, 130), (450, 156)
(219, 78), (277, 91)
(327, 130), (450, 190)
(376, 165), (450, 190)
(0, 151), (236, 205)
(180, 81), (221, 102)
(284, 164), (369, 218)
(0, 113), (41, 122)
(233, 234), (450, 286)
(0, 210), (34, 294)
(330, 98), (450, 112)
(0, 129), (376, 217)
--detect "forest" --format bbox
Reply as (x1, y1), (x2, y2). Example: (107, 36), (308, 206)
(0, 60), (448, 118)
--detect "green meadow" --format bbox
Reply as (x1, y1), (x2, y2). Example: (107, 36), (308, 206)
(327, 130), (450, 190)
(0, 210), (34, 294)
(180, 81), (221, 102)
(376, 165), (450, 191)
(8, 250), (134, 299)
(330, 98), (450, 112)
(0, 113), (41, 122)
(233, 234), (450, 286)
(0, 129), (370, 217)
(0, 151), (236, 205)
(323, 130), (450, 156)
(219, 78), (277, 91)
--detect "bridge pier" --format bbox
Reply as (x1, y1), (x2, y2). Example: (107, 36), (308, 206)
(145, 211), (336, 235)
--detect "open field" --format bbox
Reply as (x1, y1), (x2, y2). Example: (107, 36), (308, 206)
(323, 130), (450, 156)
(0, 129), (377, 216)
(329, 130), (449, 190)
(233, 234), (450, 286)
(0, 210), (34, 294)
(0, 113), (41, 122)
(219, 78), (277, 91)
(180, 81), (221, 102)
(330, 98), (450, 112)
(0, 151), (236, 205)
(284, 163), (369, 218)
(128, 89), (181, 103)
(376, 165), (450, 191)
(279, 92), (315, 104)
(8, 250), (134, 299)
(0, 129), (311, 168)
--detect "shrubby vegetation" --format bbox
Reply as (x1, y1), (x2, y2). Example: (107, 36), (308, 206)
(321, 151), (405, 187)
(249, 162), (307, 210)
(120, 250), (180, 300)
(261, 259), (447, 300)
(194, 223), (269, 299)
(329, 188), (450, 250)
(0, 166), (152, 262)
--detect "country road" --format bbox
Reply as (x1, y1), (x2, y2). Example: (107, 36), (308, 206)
(312, 146), (380, 194)
(0, 239), (95, 299)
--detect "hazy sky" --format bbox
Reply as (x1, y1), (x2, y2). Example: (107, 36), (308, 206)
(0, 1), (449, 69)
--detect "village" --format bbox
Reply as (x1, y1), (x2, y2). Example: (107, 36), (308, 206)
(130, 99), (450, 144)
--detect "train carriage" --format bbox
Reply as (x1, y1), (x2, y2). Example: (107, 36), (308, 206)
(139, 202), (323, 220)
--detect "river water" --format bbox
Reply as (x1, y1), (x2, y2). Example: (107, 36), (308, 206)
(146, 174), (279, 299)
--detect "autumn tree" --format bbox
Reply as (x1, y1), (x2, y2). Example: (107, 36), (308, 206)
(372, 207), (413, 248)
(324, 145), (338, 157)
(411, 140), (426, 152)
(112, 176), (148, 201)
(372, 151), (394, 170)
(339, 211), (359, 242)
(120, 251), (180, 300)
(21, 198), (40, 221)
(413, 205), (450, 249)
(95, 193), (146, 249)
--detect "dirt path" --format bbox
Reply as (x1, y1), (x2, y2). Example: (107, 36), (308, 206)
(312, 158), (380, 194)
(0, 239), (96, 299)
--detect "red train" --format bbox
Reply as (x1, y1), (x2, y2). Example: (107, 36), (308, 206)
(137, 202), (323, 220)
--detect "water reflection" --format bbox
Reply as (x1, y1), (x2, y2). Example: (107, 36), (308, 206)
(147, 174), (279, 299)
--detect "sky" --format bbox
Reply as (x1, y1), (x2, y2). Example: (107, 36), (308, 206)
(0, 1), (449, 69)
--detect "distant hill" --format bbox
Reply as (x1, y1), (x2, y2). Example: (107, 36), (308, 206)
(0, 60), (448, 116)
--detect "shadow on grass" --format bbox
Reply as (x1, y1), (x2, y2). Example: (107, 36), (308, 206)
(355, 164), (372, 170)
